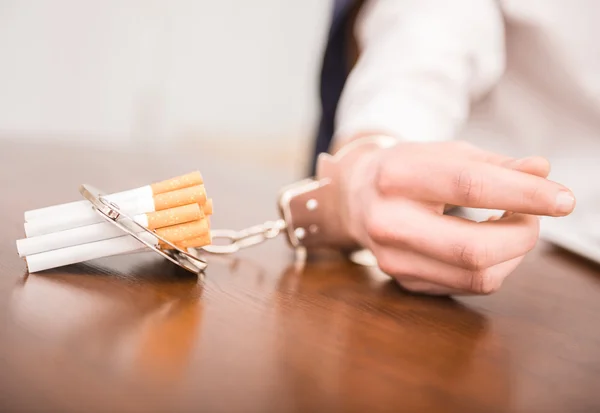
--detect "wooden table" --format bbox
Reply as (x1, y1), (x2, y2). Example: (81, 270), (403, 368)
(1, 140), (599, 413)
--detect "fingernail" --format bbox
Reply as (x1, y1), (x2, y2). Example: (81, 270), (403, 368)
(555, 191), (575, 214)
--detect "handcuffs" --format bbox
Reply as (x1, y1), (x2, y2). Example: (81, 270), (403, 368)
(81, 135), (397, 275)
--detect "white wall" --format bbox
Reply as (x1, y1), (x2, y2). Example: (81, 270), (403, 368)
(0, 0), (331, 159)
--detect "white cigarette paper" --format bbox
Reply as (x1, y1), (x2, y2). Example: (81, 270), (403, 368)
(25, 232), (159, 273)
(23, 194), (155, 237)
(24, 186), (151, 223)
(16, 215), (150, 257)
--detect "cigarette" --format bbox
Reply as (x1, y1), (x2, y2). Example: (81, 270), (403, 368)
(24, 218), (210, 273)
(155, 219), (209, 244)
(153, 186), (207, 211)
(24, 171), (203, 222)
(25, 231), (159, 273)
(145, 204), (204, 230)
(176, 232), (212, 249)
(24, 185), (207, 237)
(16, 204), (203, 257)
(162, 219), (212, 250)
(150, 171), (203, 194)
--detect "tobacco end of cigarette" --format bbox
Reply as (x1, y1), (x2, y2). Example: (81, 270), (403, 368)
(151, 171), (204, 195)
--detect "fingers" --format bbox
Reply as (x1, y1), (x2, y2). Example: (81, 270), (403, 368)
(391, 141), (551, 177)
(431, 141), (551, 178)
(365, 202), (540, 270)
(428, 141), (513, 165)
(442, 157), (549, 215)
(374, 245), (525, 295)
(503, 156), (550, 178)
(393, 274), (469, 296)
(499, 157), (549, 217)
(377, 158), (575, 216)
(392, 275), (461, 296)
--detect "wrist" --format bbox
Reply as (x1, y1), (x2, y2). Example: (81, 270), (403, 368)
(278, 134), (396, 252)
(334, 143), (382, 246)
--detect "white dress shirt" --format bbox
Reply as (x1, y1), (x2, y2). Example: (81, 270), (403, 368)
(335, 0), (600, 244)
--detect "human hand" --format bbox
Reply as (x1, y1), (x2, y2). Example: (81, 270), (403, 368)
(336, 140), (576, 295)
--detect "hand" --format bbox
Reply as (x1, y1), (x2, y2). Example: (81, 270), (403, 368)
(336, 140), (576, 295)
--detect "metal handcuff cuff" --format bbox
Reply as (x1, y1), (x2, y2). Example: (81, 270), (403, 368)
(80, 135), (397, 275)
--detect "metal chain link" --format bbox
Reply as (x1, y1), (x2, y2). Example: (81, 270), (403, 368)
(201, 219), (287, 254)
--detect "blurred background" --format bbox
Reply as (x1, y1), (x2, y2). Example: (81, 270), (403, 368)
(0, 0), (331, 173)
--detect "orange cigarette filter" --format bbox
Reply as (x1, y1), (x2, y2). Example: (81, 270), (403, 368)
(153, 185), (207, 211)
(160, 233), (212, 250)
(155, 218), (209, 244)
(177, 232), (212, 249)
(203, 198), (213, 216)
(150, 171), (203, 195)
(145, 204), (204, 230)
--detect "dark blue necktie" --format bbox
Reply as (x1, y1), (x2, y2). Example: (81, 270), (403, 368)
(309, 0), (359, 176)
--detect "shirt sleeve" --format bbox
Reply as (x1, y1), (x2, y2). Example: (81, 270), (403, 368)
(333, 0), (506, 146)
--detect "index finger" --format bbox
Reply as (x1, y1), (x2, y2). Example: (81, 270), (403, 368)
(378, 159), (575, 216)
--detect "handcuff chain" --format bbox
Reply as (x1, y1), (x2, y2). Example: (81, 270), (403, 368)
(202, 219), (287, 254)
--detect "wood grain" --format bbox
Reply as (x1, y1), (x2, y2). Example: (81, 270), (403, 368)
(0, 139), (599, 413)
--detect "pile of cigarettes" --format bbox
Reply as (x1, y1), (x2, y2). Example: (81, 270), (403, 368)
(17, 171), (213, 273)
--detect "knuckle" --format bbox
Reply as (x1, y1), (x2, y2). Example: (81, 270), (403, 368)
(453, 241), (491, 271)
(467, 269), (500, 295)
(454, 168), (484, 205)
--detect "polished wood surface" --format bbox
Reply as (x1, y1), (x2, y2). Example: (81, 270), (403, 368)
(1, 140), (599, 413)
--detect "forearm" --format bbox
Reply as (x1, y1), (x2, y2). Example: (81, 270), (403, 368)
(332, 0), (506, 153)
